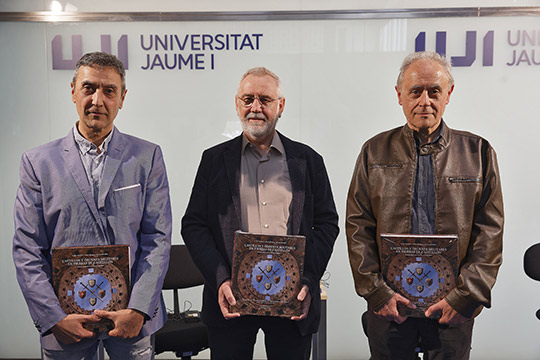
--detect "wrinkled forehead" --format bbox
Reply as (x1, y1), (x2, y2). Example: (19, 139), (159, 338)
(237, 74), (280, 96)
(74, 65), (123, 86)
(404, 60), (450, 86)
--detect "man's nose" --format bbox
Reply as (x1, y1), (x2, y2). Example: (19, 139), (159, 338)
(92, 90), (104, 106)
(418, 90), (431, 106)
(250, 98), (263, 112)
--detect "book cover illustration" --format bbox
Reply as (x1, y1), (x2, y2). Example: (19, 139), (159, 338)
(231, 231), (306, 317)
(380, 234), (458, 318)
(52, 244), (130, 332)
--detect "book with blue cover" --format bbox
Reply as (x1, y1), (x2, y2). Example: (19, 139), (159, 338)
(52, 244), (130, 332)
(380, 234), (458, 318)
(230, 231), (306, 317)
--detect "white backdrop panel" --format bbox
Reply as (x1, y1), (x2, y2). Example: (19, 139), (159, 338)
(1, 14), (540, 359)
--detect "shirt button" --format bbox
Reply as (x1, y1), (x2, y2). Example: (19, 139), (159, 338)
(262, 201), (267, 206)
(260, 179), (265, 184)
(264, 224), (269, 228)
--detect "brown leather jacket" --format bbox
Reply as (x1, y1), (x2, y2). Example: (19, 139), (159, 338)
(346, 122), (504, 318)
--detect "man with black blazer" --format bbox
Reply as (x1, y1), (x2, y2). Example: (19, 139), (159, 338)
(181, 67), (339, 360)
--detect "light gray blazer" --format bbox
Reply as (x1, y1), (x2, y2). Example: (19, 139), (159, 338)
(12, 127), (172, 350)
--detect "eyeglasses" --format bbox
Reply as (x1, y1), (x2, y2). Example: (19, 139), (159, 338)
(238, 95), (281, 108)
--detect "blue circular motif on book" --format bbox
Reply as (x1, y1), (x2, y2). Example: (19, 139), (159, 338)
(73, 273), (113, 311)
(401, 262), (440, 298)
(250, 260), (286, 295)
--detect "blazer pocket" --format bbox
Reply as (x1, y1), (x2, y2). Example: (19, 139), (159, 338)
(111, 184), (143, 224)
(113, 183), (142, 192)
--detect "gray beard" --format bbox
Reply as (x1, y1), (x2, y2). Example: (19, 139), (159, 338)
(241, 115), (279, 140)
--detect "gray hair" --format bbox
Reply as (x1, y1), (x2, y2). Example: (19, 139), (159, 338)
(239, 67), (283, 97)
(73, 52), (126, 92)
(396, 51), (454, 90)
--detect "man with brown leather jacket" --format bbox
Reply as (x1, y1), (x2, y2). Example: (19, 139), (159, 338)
(346, 51), (504, 359)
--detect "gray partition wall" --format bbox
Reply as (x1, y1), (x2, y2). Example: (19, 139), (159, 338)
(1, 3), (540, 359)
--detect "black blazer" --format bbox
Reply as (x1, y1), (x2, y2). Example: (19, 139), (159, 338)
(181, 132), (339, 335)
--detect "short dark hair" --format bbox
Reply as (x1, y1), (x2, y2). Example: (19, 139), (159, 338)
(73, 52), (126, 92)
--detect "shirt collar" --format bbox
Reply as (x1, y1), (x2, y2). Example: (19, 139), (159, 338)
(241, 132), (285, 156)
(73, 123), (114, 155)
(435, 120), (446, 141)
(414, 120), (445, 147)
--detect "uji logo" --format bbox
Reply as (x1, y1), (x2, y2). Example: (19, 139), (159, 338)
(51, 34), (128, 69)
(415, 31), (495, 67)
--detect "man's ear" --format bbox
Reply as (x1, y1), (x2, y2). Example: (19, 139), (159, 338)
(234, 95), (241, 117)
(119, 89), (127, 109)
(278, 97), (285, 118)
(446, 85), (455, 105)
(395, 85), (403, 106)
(71, 82), (76, 103)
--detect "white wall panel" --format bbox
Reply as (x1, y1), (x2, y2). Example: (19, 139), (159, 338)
(1, 7), (540, 360)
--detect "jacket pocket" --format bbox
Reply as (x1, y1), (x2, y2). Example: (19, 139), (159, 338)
(447, 177), (481, 184)
(110, 184), (144, 226)
(113, 183), (142, 192)
(370, 163), (404, 169)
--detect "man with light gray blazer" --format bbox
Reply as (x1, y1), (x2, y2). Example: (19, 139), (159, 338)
(12, 52), (172, 359)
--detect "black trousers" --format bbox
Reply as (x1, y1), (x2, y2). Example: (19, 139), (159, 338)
(207, 316), (312, 360)
(367, 311), (474, 360)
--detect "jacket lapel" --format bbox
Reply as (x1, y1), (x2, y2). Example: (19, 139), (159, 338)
(98, 129), (124, 210)
(60, 130), (104, 234)
(280, 133), (306, 235)
(223, 135), (243, 227)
